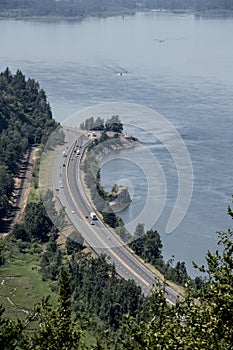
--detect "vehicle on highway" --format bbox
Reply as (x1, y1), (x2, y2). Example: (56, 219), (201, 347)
(76, 149), (80, 156)
(90, 212), (97, 220)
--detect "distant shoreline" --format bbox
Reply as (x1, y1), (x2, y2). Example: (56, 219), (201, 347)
(0, 9), (135, 22)
(0, 8), (233, 22)
(194, 9), (233, 18)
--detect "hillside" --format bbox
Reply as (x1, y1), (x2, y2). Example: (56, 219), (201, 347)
(0, 68), (57, 231)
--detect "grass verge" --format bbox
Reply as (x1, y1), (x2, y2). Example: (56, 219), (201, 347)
(0, 238), (56, 322)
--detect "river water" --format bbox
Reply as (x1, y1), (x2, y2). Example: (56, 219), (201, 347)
(1, 12), (232, 275)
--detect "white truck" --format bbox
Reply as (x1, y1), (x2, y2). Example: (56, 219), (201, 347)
(90, 212), (97, 220)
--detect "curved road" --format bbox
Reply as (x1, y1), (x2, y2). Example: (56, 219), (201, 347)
(54, 129), (179, 303)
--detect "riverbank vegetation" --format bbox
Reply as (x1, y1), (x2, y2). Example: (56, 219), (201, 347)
(80, 116), (136, 230)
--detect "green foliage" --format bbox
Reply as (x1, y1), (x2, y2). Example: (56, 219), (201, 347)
(80, 115), (123, 133)
(80, 117), (102, 131)
(0, 195), (10, 227)
(99, 131), (109, 143)
(0, 165), (14, 227)
(193, 228), (233, 340)
(66, 231), (84, 255)
(105, 115), (123, 133)
(24, 200), (53, 242)
(101, 211), (123, 229)
(0, 305), (23, 349)
(0, 239), (5, 266)
(40, 232), (63, 281)
(25, 267), (84, 350)
(166, 260), (189, 286)
(0, 166), (14, 198)
(130, 229), (163, 264)
(12, 222), (30, 242)
(69, 253), (146, 331)
(11, 197), (55, 246)
(1, 206), (233, 349)
(83, 134), (127, 234)
(118, 222), (233, 349)
(130, 229), (191, 287)
(0, 68), (57, 228)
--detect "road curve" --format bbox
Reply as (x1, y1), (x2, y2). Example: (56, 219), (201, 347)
(54, 129), (180, 303)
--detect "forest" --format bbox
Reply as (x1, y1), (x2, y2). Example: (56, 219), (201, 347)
(0, 68), (57, 230)
(0, 0), (233, 18)
(0, 203), (232, 349)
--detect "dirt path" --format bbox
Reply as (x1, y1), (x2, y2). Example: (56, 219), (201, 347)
(1, 147), (39, 236)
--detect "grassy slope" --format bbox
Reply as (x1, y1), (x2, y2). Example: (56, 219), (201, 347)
(0, 146), (57, 321)
(0, 239), (56, 321)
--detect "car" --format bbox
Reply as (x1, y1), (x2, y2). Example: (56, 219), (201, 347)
(71, 210), (75, 214)
(60, 185), (64, 189)
(90, 220), (95, 225)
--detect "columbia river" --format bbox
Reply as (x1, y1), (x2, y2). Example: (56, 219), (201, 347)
(1, 11), (232, 275)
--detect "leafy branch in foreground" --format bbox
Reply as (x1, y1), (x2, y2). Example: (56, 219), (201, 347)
(24, 267), (86, 350)
(118, 213), (233, 350)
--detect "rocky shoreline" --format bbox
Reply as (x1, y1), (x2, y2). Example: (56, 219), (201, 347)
(94, 134), (140, 164)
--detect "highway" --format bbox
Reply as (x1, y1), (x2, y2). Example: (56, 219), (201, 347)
(53, 128), (179, 303)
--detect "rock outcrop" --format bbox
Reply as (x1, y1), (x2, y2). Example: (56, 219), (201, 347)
(108, 185), (131, 212)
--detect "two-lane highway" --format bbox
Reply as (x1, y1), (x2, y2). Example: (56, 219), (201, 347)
(54, 128), (180, 303)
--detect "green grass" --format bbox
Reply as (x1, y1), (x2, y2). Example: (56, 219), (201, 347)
(0, 239), (56, 321)
(27, 188), (41, 203)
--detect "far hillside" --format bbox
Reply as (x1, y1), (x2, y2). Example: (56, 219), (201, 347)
(1, 1), (233, 19)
